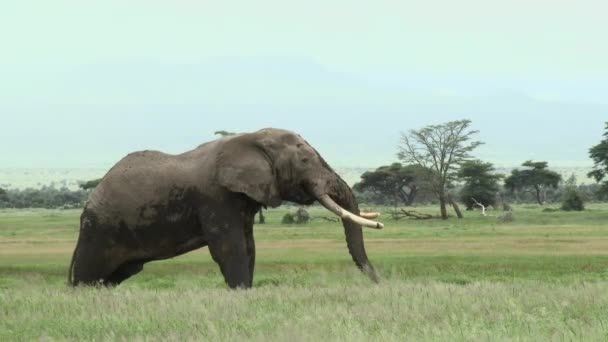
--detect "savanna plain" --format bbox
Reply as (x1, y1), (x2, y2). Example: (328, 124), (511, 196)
(2, 205), (608, 341)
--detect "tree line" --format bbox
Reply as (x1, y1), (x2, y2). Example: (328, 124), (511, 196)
(1, 122), (607, 212)
(0, 186), (89, 209)
(0, 179), (100, 209)
(354, 120), (608, 218)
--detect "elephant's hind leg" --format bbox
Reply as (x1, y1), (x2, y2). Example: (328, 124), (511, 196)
(103, 261), (144, 286)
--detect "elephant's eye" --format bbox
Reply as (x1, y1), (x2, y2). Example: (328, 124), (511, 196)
(301, 158), (309, 163)
(296, 143), (303, 148)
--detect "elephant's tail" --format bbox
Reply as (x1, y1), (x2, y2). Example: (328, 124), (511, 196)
(67, 240), (79, 286)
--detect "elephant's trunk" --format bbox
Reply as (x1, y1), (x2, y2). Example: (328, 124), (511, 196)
(319, 177), (380, 283)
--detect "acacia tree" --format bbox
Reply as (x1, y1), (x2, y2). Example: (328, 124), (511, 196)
(353, 163), (429, 206)
(504, 161), (562, 205)
(397, 119), (483, 219)
(588, 122), (608, 199)
(458, 160), (503, 210)
(79, 178), (102, 190)
(214, 130), (236, 137)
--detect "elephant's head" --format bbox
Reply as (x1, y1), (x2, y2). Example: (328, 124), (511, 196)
(216, 128), (382, 282)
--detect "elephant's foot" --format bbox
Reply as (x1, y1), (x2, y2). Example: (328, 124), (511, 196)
(103, 261), (144, 286)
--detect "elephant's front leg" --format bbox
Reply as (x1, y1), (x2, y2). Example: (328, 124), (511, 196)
(245, 226), (255, 286)
(208, 230), (252, 289)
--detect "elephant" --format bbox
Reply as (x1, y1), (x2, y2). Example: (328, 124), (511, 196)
(68, 128), (383, 288)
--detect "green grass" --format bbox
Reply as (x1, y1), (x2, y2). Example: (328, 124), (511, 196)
(3, 281), (608, 341)
(2, 204), (608, 340)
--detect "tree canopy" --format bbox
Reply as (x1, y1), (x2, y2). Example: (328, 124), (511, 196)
(458, 160), (503, 210)
(214, 130), (236, 137)
(79, 178), (102, 191)
(588, 122), (608, 198)
(397, 119), (482, 219)
(353, 163), (428, 206)
(504, 161), (562, 205)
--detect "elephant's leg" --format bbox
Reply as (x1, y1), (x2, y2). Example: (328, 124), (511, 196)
(208, 231), (251, 289)
(245, 226), (256, 286)
(103, 261), (144, 287)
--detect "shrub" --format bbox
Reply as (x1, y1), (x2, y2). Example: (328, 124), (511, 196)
(281, 213), (295, 224)
(561, 188), (585, 211)
(294, 208), (310, 224)
(281, 208), (310, 225)
(500, 211), (515, 222)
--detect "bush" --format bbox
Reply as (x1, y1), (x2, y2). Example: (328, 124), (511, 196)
(281, 213), (295, 224)
(500, 211), (515, 222)
(294, 208), (310, 224)
(561, 188), (585, 211)
(281, 208), (310, 225)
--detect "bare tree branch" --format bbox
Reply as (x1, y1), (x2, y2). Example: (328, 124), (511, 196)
(471, 197), (487, 216)
(388, 209), (438, 220)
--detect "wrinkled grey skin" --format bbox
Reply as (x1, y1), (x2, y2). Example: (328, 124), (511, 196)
(68, 128), (378, 288)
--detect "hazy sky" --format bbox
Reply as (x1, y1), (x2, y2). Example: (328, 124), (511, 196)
(1, 1), (606, 168)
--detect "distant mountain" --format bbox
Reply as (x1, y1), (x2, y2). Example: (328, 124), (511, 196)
(0, 165), (595, 190)
(2, 57), (605, 169)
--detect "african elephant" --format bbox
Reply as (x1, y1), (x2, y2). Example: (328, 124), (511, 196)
(68, 128), (383, 288)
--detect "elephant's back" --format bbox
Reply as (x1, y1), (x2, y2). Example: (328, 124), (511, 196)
(87, 150), (198, 227)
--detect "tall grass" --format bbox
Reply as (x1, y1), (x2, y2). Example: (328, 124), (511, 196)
(2, 281), (607, 341)
(2, 205), (608, 340)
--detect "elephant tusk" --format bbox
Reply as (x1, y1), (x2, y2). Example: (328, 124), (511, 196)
(318, 194), (384, 229)
(359, 212), (380, 219)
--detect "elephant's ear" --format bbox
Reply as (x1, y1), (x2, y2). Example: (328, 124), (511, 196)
(216, 137), (282, 208)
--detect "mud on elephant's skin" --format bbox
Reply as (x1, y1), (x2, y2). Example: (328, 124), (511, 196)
(68, 128), (383, 288)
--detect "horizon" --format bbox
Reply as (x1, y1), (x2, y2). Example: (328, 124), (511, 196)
(0, 164), (597, 191)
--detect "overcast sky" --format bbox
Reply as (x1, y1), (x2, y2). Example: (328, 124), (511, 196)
(1, 1), (606, 168)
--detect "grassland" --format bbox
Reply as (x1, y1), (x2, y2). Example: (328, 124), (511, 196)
(2, 204), (608, 340)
